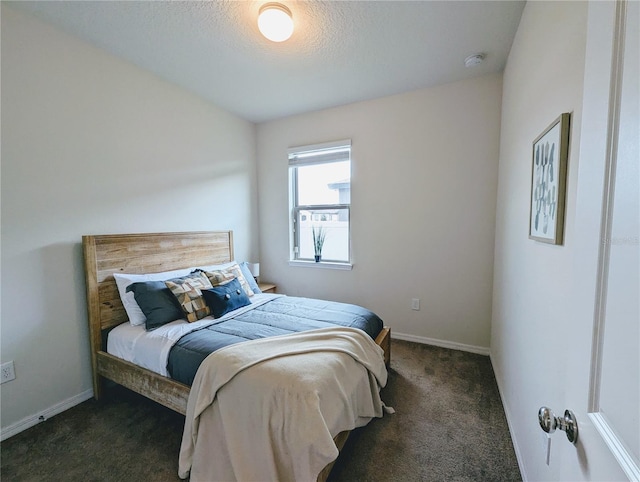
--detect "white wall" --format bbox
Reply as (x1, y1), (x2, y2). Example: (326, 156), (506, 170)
(0, 6), (258, 434)
(491, 1), (589, 479)
(257, 74), (502, 353)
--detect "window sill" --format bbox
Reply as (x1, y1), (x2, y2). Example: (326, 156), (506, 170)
(288, 260), (353, 271)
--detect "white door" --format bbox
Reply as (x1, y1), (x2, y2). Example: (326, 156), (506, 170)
(564, 1), (639, 480)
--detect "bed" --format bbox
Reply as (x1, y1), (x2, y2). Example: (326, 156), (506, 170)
(82, 231), (391, 481)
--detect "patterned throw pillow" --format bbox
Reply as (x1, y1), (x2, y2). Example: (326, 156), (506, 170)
(165, 271), (213, 322)
(200, 262), (254, 297)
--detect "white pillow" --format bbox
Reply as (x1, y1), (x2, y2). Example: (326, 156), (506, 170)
(114, 267), (193, 325)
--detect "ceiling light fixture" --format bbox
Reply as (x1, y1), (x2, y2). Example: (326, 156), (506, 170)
(258, 3), (293, 42)
(464, 53), (485, 68)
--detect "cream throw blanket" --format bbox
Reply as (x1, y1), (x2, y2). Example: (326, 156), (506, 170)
(178, 327), (389, 481)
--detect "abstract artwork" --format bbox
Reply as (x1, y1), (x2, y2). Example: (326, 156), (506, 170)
(529, 113), (570, 245)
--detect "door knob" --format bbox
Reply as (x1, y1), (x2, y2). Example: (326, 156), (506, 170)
(538, 407), (579, 444)
(538, 406), (557, 434)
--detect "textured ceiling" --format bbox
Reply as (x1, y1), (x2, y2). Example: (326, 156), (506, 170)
(9, 1), (525, 123)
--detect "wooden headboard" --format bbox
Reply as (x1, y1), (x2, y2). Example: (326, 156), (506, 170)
(83, 231), (234, 331)
(82, 231), (234, 400)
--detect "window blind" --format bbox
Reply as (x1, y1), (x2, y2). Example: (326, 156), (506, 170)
(288, 139), (351, 167)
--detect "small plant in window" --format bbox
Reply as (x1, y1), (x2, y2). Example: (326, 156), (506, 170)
(312, 226), (326, 262)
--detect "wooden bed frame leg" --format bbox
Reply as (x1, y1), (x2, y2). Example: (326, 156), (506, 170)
(93, 372), (103, 400)
(375, 327), (391, 368)
(317, 431), (350, 482)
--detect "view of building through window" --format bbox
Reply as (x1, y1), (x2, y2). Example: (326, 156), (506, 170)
(290, 145), (351, 263)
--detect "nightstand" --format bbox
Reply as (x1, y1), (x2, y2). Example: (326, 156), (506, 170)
(258, 282), (277, 294)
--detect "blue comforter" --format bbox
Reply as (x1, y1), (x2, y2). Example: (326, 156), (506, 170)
(167, 296), (384, 385)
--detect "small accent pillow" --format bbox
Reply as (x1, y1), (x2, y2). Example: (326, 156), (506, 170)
(199, 262), (254, 297)
(201, 277), (251, 319)
(165, 272), (213, 322)
(126, 281), (184, 331)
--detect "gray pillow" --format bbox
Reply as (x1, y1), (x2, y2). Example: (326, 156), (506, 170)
(126, 281), (184, 330)
(239, 261), (261, 294)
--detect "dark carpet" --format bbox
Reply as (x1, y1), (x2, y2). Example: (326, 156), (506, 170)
(1, 340), (521, 481)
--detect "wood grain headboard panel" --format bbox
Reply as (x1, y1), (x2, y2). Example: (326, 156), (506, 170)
(83, 231), (234, 332)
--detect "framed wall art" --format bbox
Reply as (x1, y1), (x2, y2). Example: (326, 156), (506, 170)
(529, 113), (571, 245)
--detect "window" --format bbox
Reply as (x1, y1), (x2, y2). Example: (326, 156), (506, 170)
(289, 140), (351, 265)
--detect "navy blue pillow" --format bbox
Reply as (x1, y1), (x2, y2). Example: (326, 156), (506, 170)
(126, 281), (184, 331)
(201, 277), (251, 319)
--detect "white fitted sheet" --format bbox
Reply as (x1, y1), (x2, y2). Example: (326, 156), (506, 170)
(107, 293), (281, 377)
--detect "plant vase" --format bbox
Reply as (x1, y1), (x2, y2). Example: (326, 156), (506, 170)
(312, 226), (326, 264)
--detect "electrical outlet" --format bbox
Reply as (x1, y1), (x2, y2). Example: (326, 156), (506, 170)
(411, 298), (420, 311)
(1, 361), (16, 384)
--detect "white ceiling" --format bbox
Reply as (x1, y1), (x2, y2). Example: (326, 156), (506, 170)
(10, 1), (525, 123)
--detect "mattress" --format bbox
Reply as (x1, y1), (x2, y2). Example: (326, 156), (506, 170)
(107, 294), (384, 385)
(107, 294), (278, 377)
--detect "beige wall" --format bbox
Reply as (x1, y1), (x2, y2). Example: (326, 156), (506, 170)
(0, 6), (258, 434)
(257, 74), (502, 352)
(491, 1), (589, 479)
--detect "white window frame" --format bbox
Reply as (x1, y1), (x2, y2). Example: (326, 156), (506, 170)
(288, 139), (352, 269)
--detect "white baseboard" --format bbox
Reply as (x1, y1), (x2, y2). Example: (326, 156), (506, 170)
(1, 389), (94, 442)
(392, 331), (490, 356)
(489, 353), (527, 481)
